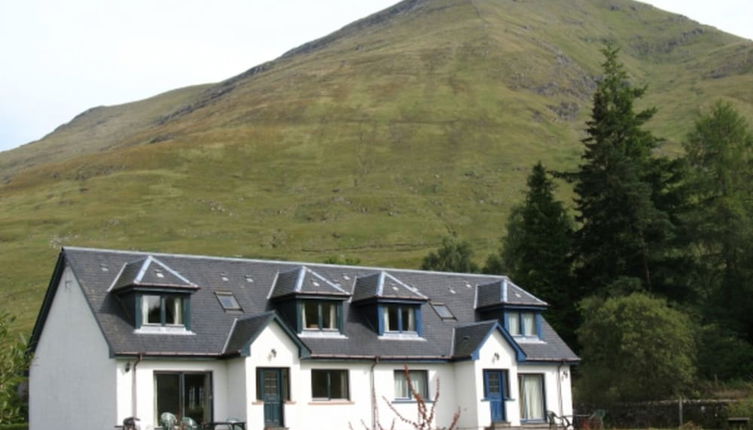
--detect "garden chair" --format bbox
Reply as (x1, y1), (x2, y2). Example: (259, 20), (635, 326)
(160, 412), (178, 429)
(181, 416), (199, 429)
(547, 410), (574, 430)
(582, 409), (605, 430)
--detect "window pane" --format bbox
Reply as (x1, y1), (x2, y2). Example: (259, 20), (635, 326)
(217, 293), (241, 310)
(311, 370), (329, 398)
(165, 296), (183, 325)
(506, 312), (520, 335)
(387, 306), (400, 331)
(321, 302), (336, 329)
(432, 304), (455, 319)
(304, 302), (320, 329)
(522, 312), (535, 336)
(410, 371), (428, 398)
(156, 373), (180, 422)
(184, 373), (209, 423)
(519, 374), (545, 420)
(394, 371), (409, 398)
(144, 295), (161, 325)
(394, 370), (428, 399)
(401, 307), (416, 331)
(329, 370), (348, 399)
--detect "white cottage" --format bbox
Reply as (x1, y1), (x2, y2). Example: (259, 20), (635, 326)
(29, 247), (578, 430)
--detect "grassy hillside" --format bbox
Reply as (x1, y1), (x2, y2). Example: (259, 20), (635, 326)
(1, 0), (753, 331)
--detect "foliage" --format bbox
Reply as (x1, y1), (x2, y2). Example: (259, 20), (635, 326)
(421, 237), (478, 273)
(576, 292), (696, 404)
(727, 397), (753, 419)
(569, 44), (683, 299)
(0, 313), (29, 424)
(485, 162), (575, 341)
(323, 255), (362, 266)
(682, 101), (753, 338)
(696, 324), (753, 382)
(0, 424), (28, 430)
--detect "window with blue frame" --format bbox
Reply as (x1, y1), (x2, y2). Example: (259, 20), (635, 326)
(505, 311), (537, 337)
(382, 304), (420, 333)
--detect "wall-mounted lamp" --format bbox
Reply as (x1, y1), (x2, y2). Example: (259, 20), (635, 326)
(125, 362), (131, 373)
(268, 348), (277, 361)
(492, 352), (500, 362)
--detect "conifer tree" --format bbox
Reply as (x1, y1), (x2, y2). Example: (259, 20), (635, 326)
(683, 101), (753, 340)
(571, 44), (679, 297)
(421, 236), (479, 273)
(486, 162), (574, 339)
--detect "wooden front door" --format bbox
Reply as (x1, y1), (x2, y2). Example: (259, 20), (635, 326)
(260, 368), (284, 427)
(484, 369), (507, 423)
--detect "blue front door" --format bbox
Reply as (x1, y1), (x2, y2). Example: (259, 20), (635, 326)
(261, 369), (284, 427)
(483, 369), (507, 423)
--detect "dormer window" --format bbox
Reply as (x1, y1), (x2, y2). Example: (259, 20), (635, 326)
(506, 311), (537, 337)
(383, 304), (416, 332)
(301, 300), (340, 331)
(142, 294), (185, 327)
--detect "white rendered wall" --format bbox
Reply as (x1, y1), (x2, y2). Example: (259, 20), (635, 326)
(517, 362), (573, 418)
(116, 359), (238, 429)
(472, 330), (522, 428)
(29, 266), (118, 430)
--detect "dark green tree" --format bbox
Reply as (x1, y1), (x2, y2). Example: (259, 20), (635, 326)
(421, 236), (478, 273)
(485, 162), (574, 340)
(683, 101), (753, 345)
(571, 44), (681, 298)
(577, 292), (696, 403)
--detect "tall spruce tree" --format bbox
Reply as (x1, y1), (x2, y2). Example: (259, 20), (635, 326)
(486, 162), (574, 340)
(683, 101), (753, 341)
(571, 44), (680, 297)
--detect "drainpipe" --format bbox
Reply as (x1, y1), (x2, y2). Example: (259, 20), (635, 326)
(132, 354), (143, 419)
(370, 356), (380, 430)
(557, 361), (564, 416)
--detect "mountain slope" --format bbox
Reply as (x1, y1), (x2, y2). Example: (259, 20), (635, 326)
(2, 0), (753, 330)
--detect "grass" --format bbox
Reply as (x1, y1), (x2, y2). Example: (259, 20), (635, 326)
(1, 0), (752, 333)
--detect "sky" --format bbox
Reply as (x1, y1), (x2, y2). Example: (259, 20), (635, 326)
(0, 0), (751, 153)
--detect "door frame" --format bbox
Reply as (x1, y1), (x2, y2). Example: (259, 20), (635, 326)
(257, 367), (287, 427)
(483, 369), (508, 423)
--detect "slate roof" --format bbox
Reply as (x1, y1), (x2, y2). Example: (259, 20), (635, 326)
(109, 256), (198, 292)
(475, 279), (547, 309)
(270, 266), (349, 299)
(32, 247), (578, 363)
(352, 271), (428, 302)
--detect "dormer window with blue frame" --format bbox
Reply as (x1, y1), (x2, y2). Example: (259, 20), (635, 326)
(139, 293), (191, 329)
(382, 303), (419, 333)
(352, 271), (428, 337)
(505, 311), (540, 338)
(268, 266), (350, 336)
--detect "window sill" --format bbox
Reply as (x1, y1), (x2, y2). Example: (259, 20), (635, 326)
(378, 332), (425, 340)
(391, 399), (434, 404)
(299, 330), (348, 339)
(308, 400), (353, 405)
(134, 326), (194, 335)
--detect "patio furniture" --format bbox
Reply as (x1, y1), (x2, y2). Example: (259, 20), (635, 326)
(160, 412), (178, 429)
(201, 419), (246, 430)
(547, 410), (573, 430)
(182, 416), (200, 429)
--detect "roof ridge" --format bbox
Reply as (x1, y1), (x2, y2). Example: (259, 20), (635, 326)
(62, 246), (511, 280)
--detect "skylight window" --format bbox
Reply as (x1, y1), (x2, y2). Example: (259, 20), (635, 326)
(431, 303), (456, 320)
(220, 274), (229, 282)
(215, 292), (241, 311)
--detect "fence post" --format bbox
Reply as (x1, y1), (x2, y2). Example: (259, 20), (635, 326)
(678, 397), (683, 427)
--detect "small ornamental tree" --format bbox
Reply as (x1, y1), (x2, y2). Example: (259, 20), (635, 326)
(576, 291), (696, 403)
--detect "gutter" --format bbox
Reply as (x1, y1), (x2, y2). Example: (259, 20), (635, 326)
(370, 356), (380, 430)
(132, 354), (143, 418)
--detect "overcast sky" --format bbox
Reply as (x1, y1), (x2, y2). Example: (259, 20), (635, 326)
(0, 0), (751, 153)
